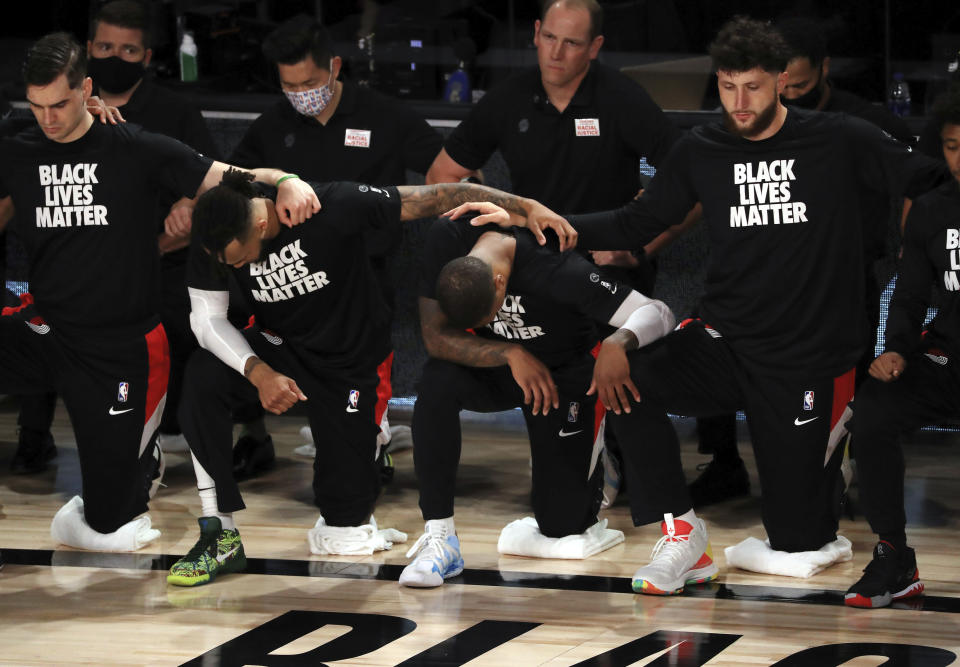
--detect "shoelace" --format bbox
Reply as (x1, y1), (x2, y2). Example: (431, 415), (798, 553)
(649, 531), (693, 567)
(182, 532), (219, 562)
(405, 528), (450, 560)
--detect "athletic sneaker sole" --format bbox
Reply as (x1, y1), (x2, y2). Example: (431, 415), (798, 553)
(167, 554), (247, 587)
(844, 579), (924, 609)
(399, 561), (465, 588)
(632, 564), (719, 595)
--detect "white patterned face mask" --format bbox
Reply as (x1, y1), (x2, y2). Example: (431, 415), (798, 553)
(283, 61), (335, 116)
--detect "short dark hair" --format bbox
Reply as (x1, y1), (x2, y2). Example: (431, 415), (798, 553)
(933, 83), (960, 134)
(262, 15), (335, 68)
(24, 32), (87, 89)
(709, 16), (790, 75)
(192, 169), (258, 264)
(541, 0), (603, 41)
(91, 0), (152, 49)
(436, 256), (497, 329)
(776, 17), (828, 68)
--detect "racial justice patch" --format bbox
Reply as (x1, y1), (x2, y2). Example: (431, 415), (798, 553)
(35, 163), (109, 228)
(729, 159), (808, 228)
(248, 239), (331, 303)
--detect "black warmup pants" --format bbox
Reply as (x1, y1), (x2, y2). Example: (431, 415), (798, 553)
(610, 320), (854, 552)
(157, 260), (197, 435)
(846, 349), (960, 536)
(0, 316), (169, 532)
(412, 355), (604, 538)
(179, 325), (385, 526)
(16, 261), (198, 436)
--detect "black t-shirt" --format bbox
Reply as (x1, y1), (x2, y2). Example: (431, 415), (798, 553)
(444, 63), (680, 214)
(186, 181), (400, 368)
(98, 77), (220, 267)
(886, 180), (960, 359)
(420, 219), (630, 368)
(0, 122), (211, 336)
(824, 87), (915, 261)
(230, 82), (441, 185)
(231, 82), (440, 259)
(101, 77), (219, 158)
(569, 109), (949, 378)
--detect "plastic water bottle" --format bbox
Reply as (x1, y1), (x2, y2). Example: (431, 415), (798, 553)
(887, 72), (911, 117)
(179, 32), (198, 83)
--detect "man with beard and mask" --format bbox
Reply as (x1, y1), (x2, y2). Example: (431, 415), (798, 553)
(227, 17), (442, 482)
(689, 17), (919, 509)
(11, 1), (220, 474)
(453, 16), (949, 595)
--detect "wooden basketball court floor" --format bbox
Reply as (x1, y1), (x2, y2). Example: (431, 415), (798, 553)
(1, 398), (958, 666)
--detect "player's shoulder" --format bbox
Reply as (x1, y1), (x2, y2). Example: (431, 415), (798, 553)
(912, 180), (960, 222)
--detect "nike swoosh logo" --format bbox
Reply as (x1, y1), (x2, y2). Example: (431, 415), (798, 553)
(216, 547), (239, 563)
(794, 417), (819, 426)
(108, 407), (133, 415)
(558, 429), (583, 438)
(346, 407), (359, 413)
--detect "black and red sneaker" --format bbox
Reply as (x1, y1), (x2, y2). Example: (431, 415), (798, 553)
(845, 541), (924, 608)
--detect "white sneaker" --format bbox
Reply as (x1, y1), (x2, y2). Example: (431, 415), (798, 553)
(631, 513), (718, 595)
(157, 432), (189, 454)
(601, 447), (622, 509)
(386, 424), (413, 453)
(146, 443), (165, 500)
(399, 520), (464, 588)
(294, 425), (316, 457)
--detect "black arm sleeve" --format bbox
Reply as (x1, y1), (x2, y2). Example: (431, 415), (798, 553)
(885, 199), (936, 355)
(568, 138), (695, 249)
(848, 114), (949, 200)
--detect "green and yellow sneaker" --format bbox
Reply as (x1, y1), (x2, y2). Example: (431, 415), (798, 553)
(167, 517), (246, 587)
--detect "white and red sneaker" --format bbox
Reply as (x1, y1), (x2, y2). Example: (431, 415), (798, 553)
(632, 513), (719, 595)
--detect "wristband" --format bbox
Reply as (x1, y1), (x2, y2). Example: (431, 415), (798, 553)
(276, 174), (300, 186)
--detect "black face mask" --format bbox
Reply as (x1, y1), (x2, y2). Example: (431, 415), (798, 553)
(782, 64), (825, 110)
(87, 55), (145, 94)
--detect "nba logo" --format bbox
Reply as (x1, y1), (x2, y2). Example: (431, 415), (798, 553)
(349, 390), (359, 409)
(803, 391), (814, 411)
(117, 382), (129, 403)
(567, 401), (579, 423)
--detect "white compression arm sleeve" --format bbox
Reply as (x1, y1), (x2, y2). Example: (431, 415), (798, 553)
(188, 287), (257, 375)
(607, 289), (676, 349)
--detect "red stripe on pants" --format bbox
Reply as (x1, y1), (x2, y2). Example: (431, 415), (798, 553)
(374, 352), (393, 426)
(830, 367), (856, 429)
(144, 323), (170, 425)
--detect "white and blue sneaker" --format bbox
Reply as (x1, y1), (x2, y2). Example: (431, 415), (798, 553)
(399, 520), (464, 588)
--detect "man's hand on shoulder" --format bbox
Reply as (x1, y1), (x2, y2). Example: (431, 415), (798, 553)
(86, 96), (125, 125)
(443, 199), (578, 251)
(276, 176), (321, 226)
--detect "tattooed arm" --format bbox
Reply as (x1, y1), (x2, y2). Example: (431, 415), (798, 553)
(398, 183), (578, 249)
(398, 183), (529, 220)
(419, 296), (559, 415)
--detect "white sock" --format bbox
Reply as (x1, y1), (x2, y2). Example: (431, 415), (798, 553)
(426, 516), (455, 534)
(191, 453), (235, 530)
